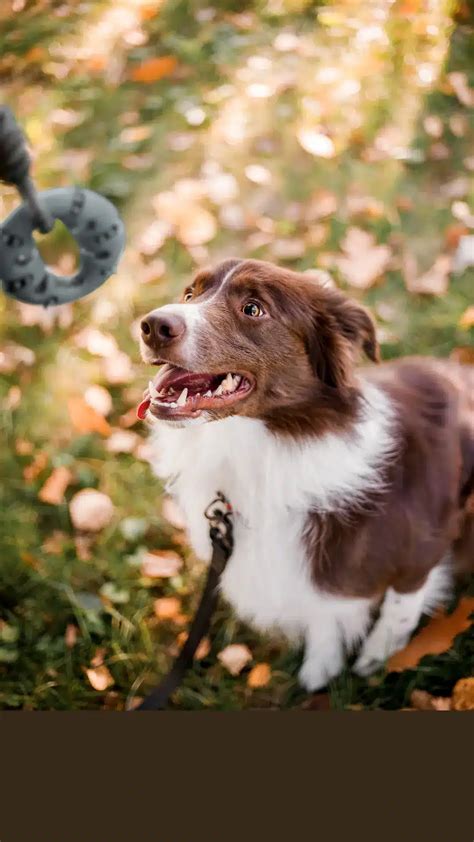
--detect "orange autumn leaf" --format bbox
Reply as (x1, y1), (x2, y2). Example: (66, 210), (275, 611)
(130, 55), (177, 84)
(68, 397), (111, 436)
(452, 677), (474, 711)
(85, 665), (114, 692)
(153, 596), (181, 620)
(458, 306), (474, 330)
(38, 466), (72, 505)
(23, 452), (48, 482)
(247, 663), (271, 688)
(388, 597), (474, 672)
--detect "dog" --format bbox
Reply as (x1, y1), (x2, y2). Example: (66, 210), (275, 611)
(138, 258), (474, 690)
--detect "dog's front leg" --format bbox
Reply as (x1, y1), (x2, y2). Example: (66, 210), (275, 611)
(299, 618), (345, 692)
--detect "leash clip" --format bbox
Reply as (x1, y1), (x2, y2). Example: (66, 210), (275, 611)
(204, 491), (234, 560)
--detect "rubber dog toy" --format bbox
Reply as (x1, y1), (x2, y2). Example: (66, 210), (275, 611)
(0, 106), (125, 306)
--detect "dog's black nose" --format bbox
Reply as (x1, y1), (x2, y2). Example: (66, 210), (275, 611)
(141, 311), (186, 346)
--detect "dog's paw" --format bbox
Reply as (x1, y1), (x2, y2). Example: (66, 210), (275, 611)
(353, 632), (409, 677)
(298, 657), (335, 692)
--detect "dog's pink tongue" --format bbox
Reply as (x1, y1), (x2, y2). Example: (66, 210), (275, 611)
(137, 398), (151, 420)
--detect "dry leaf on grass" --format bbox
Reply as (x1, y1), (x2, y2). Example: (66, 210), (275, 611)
(450, 347), (474, 365)
(105, 430), (139, 454)
(23, 452), (48, 482)
(247, 663), (271, 688)
(141, 550), (183, 578)
(334, 227), (391, 290)
(74, 328), (118, 357)
(153, 597), (181, 620)
(403, 254), (451, 296)
(130, 55), (177, 83)
(84, 385), (113, 417)
(69, 489), (115, 532)
(447, 72), (474, 108)
(174, 633), (210, 660)
(218, 643), (252, 676)
(162, 497), (187, 530)
(458, 306), (474, 330)
(410, 689), (451, 711)
(65, 624), (78, 649)
(85, 664), (114, 692)
(452, 677), (474, 711)
(68, 397), (111, 436)
(297, 128), (335, 158)
(388, 597), (474, 672)
(38, 467), (72, 505)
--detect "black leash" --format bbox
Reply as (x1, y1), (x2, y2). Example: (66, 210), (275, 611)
(133, 493), (234, 711)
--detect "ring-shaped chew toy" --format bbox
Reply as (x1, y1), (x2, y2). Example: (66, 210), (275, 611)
(0, 106), (125, 306)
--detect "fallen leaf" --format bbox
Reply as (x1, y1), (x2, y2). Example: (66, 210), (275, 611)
(302, 693), (332, 711)
(444, 223), (469, 251)
(450, 347), (474, 365)
(130, 55), (177, 83)
(85, 665), (114, 692)
(141, 550), (183, 578)
(153, 597), (181, 620)
(410, 689), (451, 711)
(0, 343), (35, 373)
(218, 643), (252, 676)
(297, 128), (335, 158)
(68, 397), (111, 436)
(176, 206), (217, 247)
(42, 530), (67, 555)
(459, 306), (474, 330)
(74, 328), (118, 357)
(15, 439), (33, 456)
(65, 624), (78, 648)
(23, 452), (48, 482)
(423, 115), (443, 138)
(404, 254), (451, 296)
(447, 72), (474, 108)
(162, 497), (187, 529)
(173, 632), (210, 660)
(102, 352), (134, 384)
(38, 467), (72, 505)
(388, 597), (474, 671)
(69, 489), (115, 532)
(105, 430), (139, 453)
(452, 677), (474, 711)
(4, 385), (21, 410)
(334, 227), (391, 289)
(84, 385), (113, 417)
(453, 235), (474, 274)
(120, 125), (152, 144)
(247, 663), (271, 688)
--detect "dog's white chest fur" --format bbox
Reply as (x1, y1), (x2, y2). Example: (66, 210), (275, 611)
(149, 385), (394, 637)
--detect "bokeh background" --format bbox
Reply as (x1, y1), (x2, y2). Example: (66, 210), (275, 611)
(0, 0), (473, 710)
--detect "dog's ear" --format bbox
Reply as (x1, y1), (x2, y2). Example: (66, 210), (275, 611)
(306, 307), (354, 394)
(305, 288), (379, 394)
(328, 294), (380, 363)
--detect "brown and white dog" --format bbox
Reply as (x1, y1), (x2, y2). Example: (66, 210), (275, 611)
(138, 258), (474, 690)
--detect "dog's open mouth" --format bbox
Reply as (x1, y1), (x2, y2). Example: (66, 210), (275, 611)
(137, 364), (255, 420)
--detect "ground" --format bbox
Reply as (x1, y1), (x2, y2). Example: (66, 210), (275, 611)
(0, 0), (473, 710)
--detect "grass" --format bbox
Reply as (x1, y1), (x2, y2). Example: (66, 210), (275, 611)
(0, 0), (473, 710)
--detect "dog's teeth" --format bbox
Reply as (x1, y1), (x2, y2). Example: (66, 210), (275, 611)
(149, 380), (159, 398)
(204, 390), (212, 397)
(222, 372), (234, 393)
(170, 401), (178, 408)
(177, 387), (188, 407)
(214, 384), (223, 396)
(234, 375), (241, 388)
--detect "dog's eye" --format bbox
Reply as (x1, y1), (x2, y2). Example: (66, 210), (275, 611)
(183, 290), (193, 302)
(242, 301), (265, 318)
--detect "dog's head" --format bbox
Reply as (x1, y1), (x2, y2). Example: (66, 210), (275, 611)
(138, 258), (379, 434)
